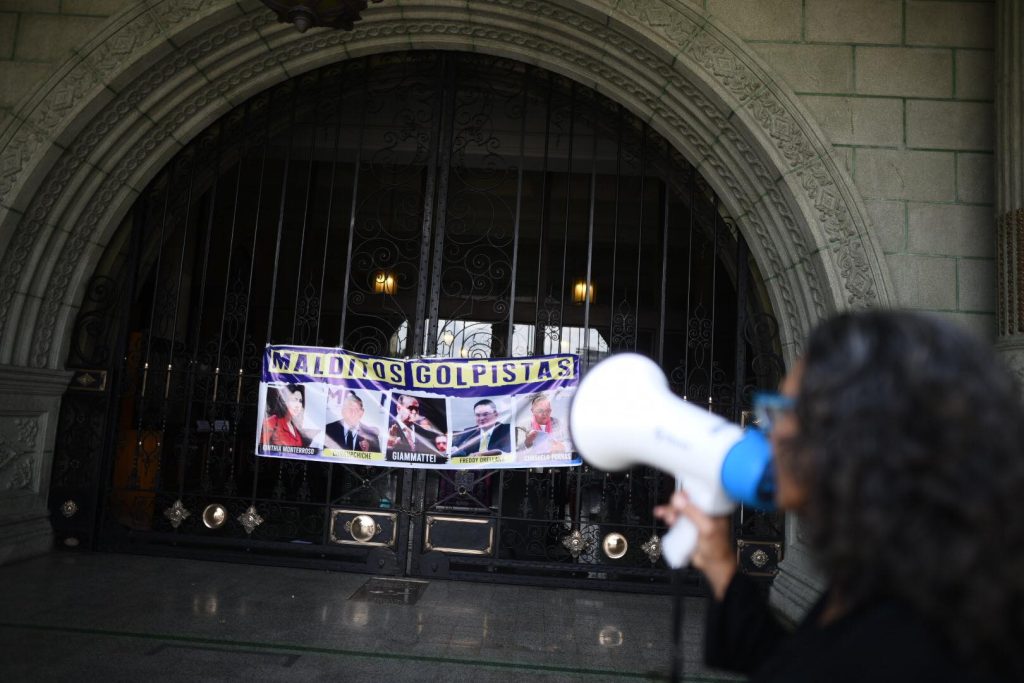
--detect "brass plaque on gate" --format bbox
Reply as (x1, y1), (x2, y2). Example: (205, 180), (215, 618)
(423, 515), (495, 556)
(329, 508), (398, 548)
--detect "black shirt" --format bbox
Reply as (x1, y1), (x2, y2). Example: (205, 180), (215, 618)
(705, 573), (1008, 682)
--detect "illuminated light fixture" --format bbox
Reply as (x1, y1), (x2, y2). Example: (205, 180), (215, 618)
(373, 271), (397, 295)
(258, 0), (383, 33)
(572, 279), (595, 305)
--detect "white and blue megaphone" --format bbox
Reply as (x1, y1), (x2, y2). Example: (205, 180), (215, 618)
(570, 353), (774, 569)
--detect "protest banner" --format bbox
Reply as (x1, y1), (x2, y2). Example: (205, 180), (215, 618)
(256, 345), (580, 469)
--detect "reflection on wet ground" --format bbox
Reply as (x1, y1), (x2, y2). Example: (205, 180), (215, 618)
(0, 553), (743, 681)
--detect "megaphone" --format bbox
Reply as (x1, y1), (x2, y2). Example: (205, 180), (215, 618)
(569, 353), (774, 569)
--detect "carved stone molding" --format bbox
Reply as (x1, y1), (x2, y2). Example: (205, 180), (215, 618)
(996, 1), (1024, 364)
(0, 415), (40, 493)
(0, 0), (894, 371)
(997, 208), (1024, 338)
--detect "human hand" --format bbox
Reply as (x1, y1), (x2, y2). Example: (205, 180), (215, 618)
(653, 490), (736, 600)
(525, 430), (539, 447)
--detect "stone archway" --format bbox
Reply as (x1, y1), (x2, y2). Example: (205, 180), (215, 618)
(0, 0), (894, 608)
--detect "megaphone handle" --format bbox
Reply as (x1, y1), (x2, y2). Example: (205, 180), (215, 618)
(661, 518), (698, 569)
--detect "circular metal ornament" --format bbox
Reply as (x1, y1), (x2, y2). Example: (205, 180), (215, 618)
(345, 514), (380, 543)
(750, 548), (770, 569)
(601, 532), (628, 559)
(202, 503), (228, 529)
(61, 500), (78, 518)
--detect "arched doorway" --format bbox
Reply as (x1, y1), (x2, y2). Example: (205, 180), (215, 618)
(49, 51), (784, 591)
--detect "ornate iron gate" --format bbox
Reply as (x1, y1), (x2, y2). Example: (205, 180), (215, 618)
(48, 51), (784, 592)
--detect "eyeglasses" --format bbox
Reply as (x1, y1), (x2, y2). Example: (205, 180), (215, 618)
(752, 392), (796, 433)
(475, 410), (496, 418)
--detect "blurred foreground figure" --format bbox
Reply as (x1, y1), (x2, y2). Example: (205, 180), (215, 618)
(656, 310), (1024, 682)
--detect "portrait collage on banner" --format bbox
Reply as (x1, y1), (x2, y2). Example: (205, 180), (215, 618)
(256, 346), (580, 470)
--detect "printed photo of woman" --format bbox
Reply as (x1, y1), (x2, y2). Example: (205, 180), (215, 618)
(260, 383), (309, 448)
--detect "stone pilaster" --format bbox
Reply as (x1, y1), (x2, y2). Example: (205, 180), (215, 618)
(0, 364), (71, 564)
(769, 512), (825, 623)
(996, 1), (1024, 375)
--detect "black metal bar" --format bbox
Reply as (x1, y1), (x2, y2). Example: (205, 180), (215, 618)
(555, 81), (576, 345)
(732, 235), (750, 422)
(263, 89), (298, 346)
(290, 115), (319, 341)
(212, 103), (250, 398)
(229, 90), (273, 511)
(582, 108), (598, 350)
(708, 196), (720, 408)
(336, 72), (368, 346)
(607, 105), (623, 349)
(253, 86), (300, 506)
(161, 148), (199, 498)
(657, 174), (669, 366)
(94, 195), (149, 547)
(130, 161), (175, 492)
(318, 66), (350, 542)
(316, 66), (345, 345)
(505, 66), (531, 353)
(682, 166), (696, 399)
(412, 53), (450, 357)
(424, 54), (458, 356)
(532, 73), (554, 355)
(176, 127), (225, 499)
(632, 125), (648, 352)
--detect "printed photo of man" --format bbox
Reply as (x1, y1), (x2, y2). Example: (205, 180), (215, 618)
(386, 394), (447, 463)
(450, 398), (512, 457)
(323, 389), (381, 453)
(516, 392), (571, 455)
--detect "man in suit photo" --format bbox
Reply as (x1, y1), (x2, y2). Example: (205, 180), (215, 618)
(386, 394), (446, 459)
(451, 398), (512, 457)
(324, 390), (381, 453)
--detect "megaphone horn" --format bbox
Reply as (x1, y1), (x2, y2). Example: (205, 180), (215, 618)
(569, 353), (774, 567)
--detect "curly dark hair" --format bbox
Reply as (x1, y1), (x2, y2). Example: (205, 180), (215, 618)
(791, 310), (1024, 675)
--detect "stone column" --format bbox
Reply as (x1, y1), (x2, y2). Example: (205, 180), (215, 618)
(0, 365), (71, 564)
(996, 1), (1024, 374)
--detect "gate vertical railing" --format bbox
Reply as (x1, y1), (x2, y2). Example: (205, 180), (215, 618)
(45, 51), (785, 590)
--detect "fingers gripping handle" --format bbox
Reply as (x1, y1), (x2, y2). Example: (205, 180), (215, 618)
(661, 518), (698, 569)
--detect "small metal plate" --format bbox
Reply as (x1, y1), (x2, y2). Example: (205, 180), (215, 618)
(329, 508), (398, 548)
(423, 515), (495, 556)
(69, 369), (107, 392)
(737, 539), (782, 577)
(348, 577), (428, 605)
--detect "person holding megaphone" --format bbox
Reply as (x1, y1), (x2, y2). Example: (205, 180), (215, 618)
(572, 310), (1024, 682)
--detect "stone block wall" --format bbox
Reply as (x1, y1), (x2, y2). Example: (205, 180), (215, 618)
(703, 0), (996, 337)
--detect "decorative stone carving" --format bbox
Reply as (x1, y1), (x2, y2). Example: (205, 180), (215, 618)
(996, 1), (1024, 378)
(0, 416), (40, 492)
